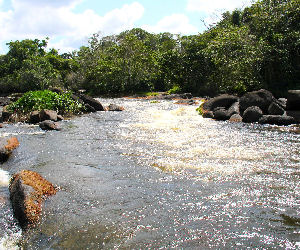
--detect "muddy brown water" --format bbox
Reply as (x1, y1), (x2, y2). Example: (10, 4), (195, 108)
(0, 98), (299, 249)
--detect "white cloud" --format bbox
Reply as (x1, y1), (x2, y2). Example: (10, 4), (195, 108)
(0, 1), (145, 53)
(143, 14), (198, 35)
(187, 0), (253, 13)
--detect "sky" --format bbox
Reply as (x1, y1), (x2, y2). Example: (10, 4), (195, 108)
(0, 0), (254, 54)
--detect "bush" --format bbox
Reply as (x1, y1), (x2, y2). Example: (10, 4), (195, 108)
(167, 85), (182, 94)
(7, 90), (84, 115)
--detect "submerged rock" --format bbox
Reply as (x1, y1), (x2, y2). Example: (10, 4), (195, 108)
(106, 104), (125, 111)
(0, 137), (19, 163)
(9, 170), (57, 229)
(39, 120), (60, 131)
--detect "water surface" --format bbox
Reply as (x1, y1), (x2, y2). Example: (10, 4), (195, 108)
(0, 98), (299, 249)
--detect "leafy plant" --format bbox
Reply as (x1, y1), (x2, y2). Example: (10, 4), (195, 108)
(167, 85), (182, 94)
(7, 90), (85, 115)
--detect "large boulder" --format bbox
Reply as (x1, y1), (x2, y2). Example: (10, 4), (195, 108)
(258, 115), (296, 126)
(39, 109), (58, 122)
(0, 137), (19, 163)
(240, 89), (274, 114)
(9, 170), (57, 229)
(242, 106), (263, 123)
(78, 94), (104, 111)
(286, 90), (300, 111)
(202, 94), (239, 112)
(39, 120), (60, 131)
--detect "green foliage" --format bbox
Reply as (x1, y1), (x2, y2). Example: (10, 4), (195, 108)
(167, 85), (182, 94)
(1, 0), (299, 97)
(7, 90), (84, 115)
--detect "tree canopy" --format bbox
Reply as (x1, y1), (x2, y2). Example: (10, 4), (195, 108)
(1, 0), (299, 97)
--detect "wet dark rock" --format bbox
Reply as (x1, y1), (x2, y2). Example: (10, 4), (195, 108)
(268, 102), (285, 115)
(29, 111), (40, 124)
(213, 107), (230, 121)
(242, 106), (263, 123)
(84, 104), (96, 113)
(259, 115), (296, 126)
(106, 104), (124, 111)
(79, 94), (104, 111)
(286, 111), (300, 123)
(202, 111), (214, 118)
(39, 110), (58, 122)
(1, 106), (12, 122)
(286, 90), (300, 111)
(240, 89), (274, 114)
(9, 170), (57, 230)
(202, 94), (238, 112)
(0, 123), (3, 128)
(229, 114), (243, 122)
(39, 120), (60, 131)
(0, 137), (20, 163)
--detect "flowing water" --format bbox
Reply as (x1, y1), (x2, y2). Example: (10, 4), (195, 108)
(0, 98), (299, 249)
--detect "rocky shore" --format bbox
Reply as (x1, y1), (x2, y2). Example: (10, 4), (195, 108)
(200, 89), (300, 126)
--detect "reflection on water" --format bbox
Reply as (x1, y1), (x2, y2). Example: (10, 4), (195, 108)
(0, 98), (299, 249)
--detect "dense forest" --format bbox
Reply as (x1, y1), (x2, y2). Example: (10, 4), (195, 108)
(0, 0), (299, 97)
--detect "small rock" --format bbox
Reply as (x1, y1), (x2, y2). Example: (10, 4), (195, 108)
(202, 111), (214, 118)
(9, 170), (57, 229)
(1, 106), (12, 122)
(0, 123), (3, 128)
(242, 106), (263, 123)
(29, 111), (40, 124)
(286, 111), (300, 123)
(174, 99), (195, 105)
(229, 114), (243, 122)
(259, 115), (296, 126)
(39, 110), (58, 122)
(227, 102), (240, 117)
(0, 97), (11, 106)
(106, 104), (125, 111)
(57, 115), (64, 121)
(39, 120), (60, 131)
(213, 107), (230, 121)
(0, 137), (20, 163)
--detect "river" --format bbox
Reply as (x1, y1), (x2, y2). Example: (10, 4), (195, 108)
(0, 98), (299, 249)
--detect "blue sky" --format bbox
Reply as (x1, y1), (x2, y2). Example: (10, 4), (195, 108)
(0, 0), (253, 54)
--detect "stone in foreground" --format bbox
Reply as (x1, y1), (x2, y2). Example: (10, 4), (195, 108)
(106, 104), (125, 111)
(9, 170), (57, 229)
(0, 137), (20, 163)
(242, 106), (263, 123)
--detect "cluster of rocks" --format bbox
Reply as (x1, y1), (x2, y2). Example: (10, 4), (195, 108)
(201, 89), (300, 126)
(0, 137), (57, 230)
(0, 91), (125, 130)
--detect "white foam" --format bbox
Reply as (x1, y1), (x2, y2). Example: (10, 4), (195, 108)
(0, 232), (22, 250)
(0, 169), (10, 187)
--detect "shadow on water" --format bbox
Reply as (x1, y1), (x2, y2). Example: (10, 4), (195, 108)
(0, 98), (299, 249)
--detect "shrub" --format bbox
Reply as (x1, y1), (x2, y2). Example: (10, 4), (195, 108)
(7, 90), (84, 115)
(167, 85), (182, 94)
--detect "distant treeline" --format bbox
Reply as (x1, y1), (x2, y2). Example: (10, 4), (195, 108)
(0, 0), (299, 97)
